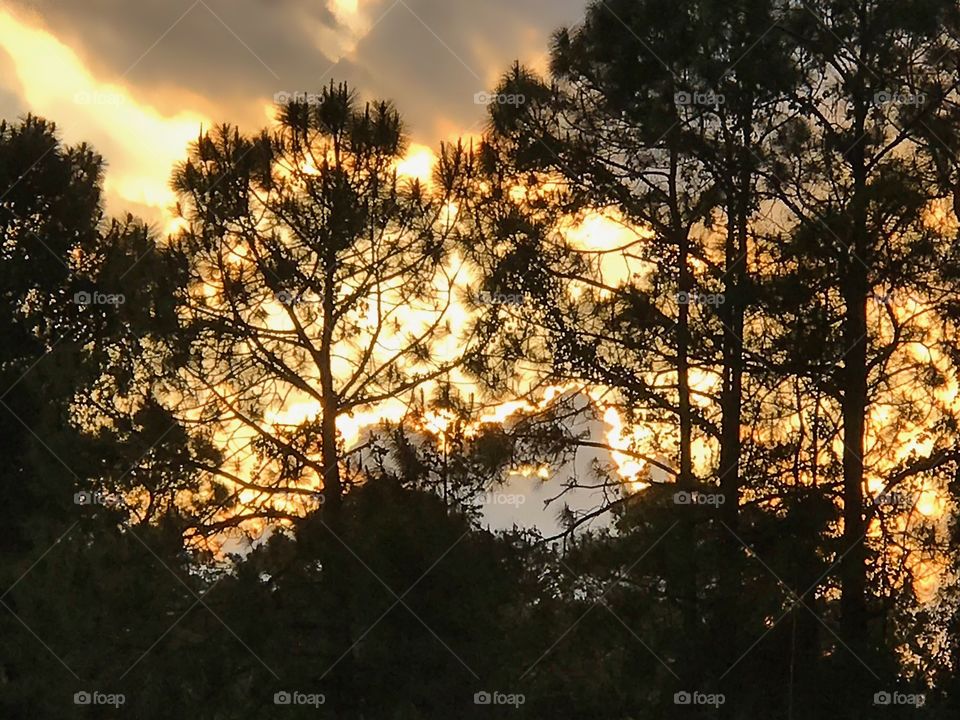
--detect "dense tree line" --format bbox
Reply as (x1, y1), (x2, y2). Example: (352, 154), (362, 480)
(4, 0), (960, 718)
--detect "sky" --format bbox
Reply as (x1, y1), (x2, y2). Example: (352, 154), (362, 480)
(1, 0), (634, 535)
(1, 0), (950, 553)
(0, 0), (585, 227)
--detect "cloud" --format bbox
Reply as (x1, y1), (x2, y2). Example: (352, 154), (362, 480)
(0, 0), (589, 221)
(0, 7), (208, 222)
(0, 48), (28, 120)
(326, 0), (584, 140)
(8, 0), (342, 127)
(7, 0), (584, 141)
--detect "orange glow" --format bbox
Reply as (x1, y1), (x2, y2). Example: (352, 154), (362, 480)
(0, 8), (208, 221)
(603, 406), (651, 490)
(923, 197), (959, 235)
(395, 143), (436, 185)
(4, 4), (953, 616)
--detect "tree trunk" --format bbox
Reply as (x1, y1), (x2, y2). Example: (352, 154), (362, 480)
(320, 260), (342, 512)
(671, 146), (701, 695)
(716, 110), (750, 714)
(839, 76), (869, 652)
(719, 112), (749, 530)
(319, 256), (357, 716)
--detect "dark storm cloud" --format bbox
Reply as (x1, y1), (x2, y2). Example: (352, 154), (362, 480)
(9, 0), (587, 142)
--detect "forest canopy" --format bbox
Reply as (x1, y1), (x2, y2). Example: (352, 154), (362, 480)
(3, 0), (960, 718)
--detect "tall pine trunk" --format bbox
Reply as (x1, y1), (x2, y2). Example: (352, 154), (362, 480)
(716, 109), (749, 713)
(671, 146), (700, 694)
(839, 65), (869, 652)
(319, 255), (355, 716)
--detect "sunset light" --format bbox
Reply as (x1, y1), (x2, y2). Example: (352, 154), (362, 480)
(4, 0), (960, 717)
